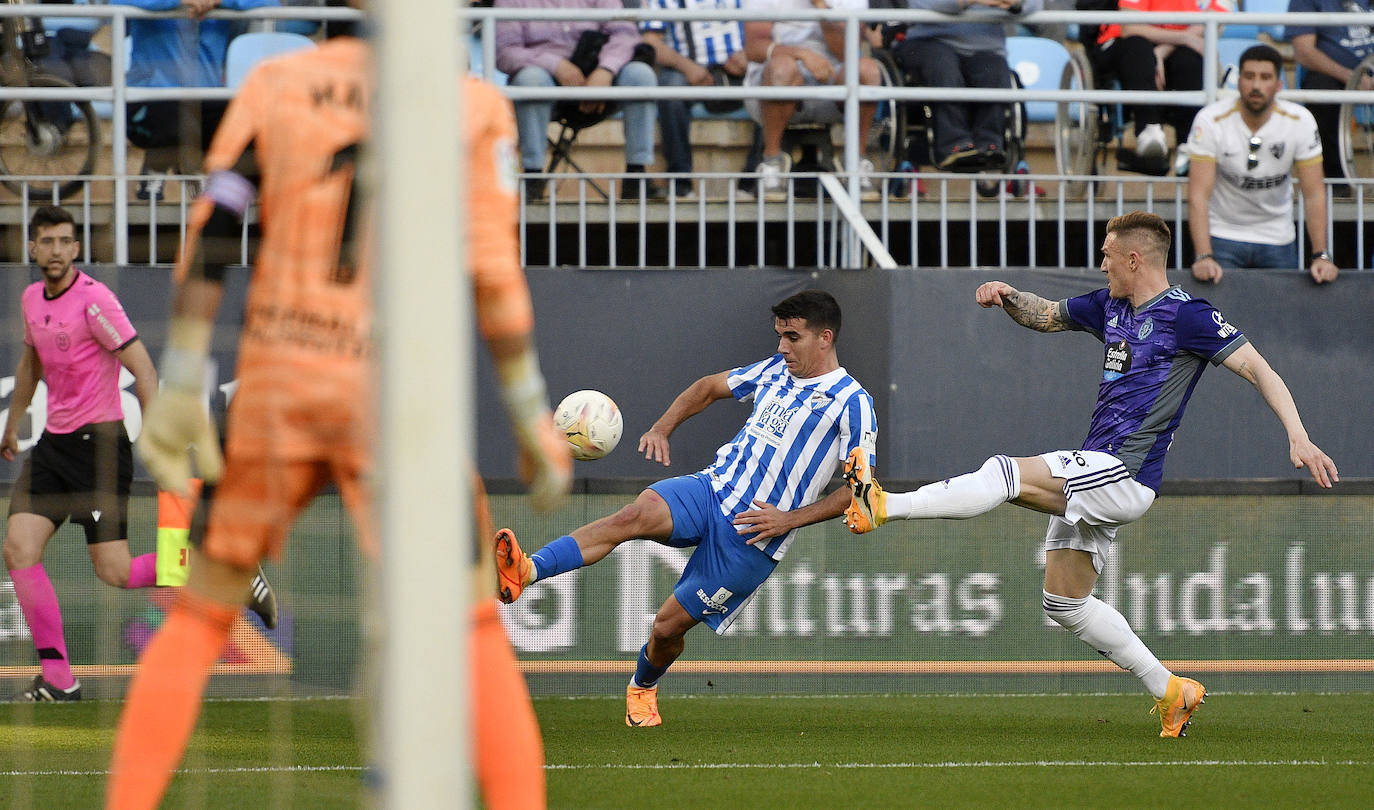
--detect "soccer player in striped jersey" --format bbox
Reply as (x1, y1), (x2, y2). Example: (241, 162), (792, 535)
(106, 10), (569, 809)
(496, 289), (878, 727)
(844, 211), (1338, 738)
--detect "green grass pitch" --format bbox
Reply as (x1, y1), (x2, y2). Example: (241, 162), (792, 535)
(3, 693), (1373, 808)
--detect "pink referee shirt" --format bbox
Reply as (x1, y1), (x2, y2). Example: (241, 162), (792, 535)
(21, 270), (138, 435)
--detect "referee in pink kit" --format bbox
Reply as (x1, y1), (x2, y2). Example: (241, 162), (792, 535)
(3, 206), (159, 701)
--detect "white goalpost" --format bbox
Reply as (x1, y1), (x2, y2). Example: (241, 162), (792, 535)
(375, 1), (470, 807)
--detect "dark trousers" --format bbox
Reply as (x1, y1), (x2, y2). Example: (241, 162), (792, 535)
(894, 37), (1010, 156)
(1301, 70), (1346, 181)
(1097, 35), (1203, 137)
(657, 66), (696, 174)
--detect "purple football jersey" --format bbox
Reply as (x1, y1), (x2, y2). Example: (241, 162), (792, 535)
(1059, 285), (1248, 492)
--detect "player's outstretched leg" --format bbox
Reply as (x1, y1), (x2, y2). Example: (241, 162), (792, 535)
(1153, 675), (1207, 738)
(842, 447), (887, 533)
(248, 566), (279, 629)
(494, 529), (534, 604)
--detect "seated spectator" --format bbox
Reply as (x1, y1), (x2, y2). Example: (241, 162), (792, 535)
(893, 0), (1042, 172)
(1090, 0), (1230, 174)
(642, 0), (752, 199)
(741, 0), (882, 197)
(1186, 45), (1337, 283)
(118, 0), (280, 200)
(37, 1), (111, 134)
(1286, 0), (1374, 196)
(495, 0), (663, 201)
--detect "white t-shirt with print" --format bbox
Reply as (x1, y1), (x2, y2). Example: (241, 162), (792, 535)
(1186, 98), (1322, 246)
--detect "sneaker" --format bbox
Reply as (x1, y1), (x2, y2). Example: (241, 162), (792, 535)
(523, 176), (547, 201)
(981, 144), (1007, 171)
(1152, 675), (1206, 738)
(1135, 123), (1167, 161)
(1173, 143), (1191, 177)
(671, 178), (697, 200)
(757, 152), (791, 199)
(135, 171), (168, 201)
(842, 446), (887, 534)
(17, 675), (81, 702)
(494, 528), (533, 605)
(625, 683), (662, 727)
(248, 566), (278, 630)
(857, 157), (879, 200)
(938, 142), (982, 172)
(620, 175), (668, 202)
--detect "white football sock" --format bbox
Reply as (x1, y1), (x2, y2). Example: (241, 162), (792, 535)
(1043, 590), (1172, 699)
(888, 455), (1021, 520)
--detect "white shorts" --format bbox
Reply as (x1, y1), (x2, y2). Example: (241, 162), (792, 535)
(744, 41), (844, 127)
(1039, 450), (1155, 573)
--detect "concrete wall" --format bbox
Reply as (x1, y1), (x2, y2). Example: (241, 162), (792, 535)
(2, 264), (1367, 484)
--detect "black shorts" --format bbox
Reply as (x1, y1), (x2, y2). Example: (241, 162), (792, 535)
(8, 421), (133, 544)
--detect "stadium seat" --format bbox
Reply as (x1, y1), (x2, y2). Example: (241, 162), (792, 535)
(225, 31), (315, 89)
(1006, 35), (1072, 124)
(1224, 0), (1287, 42)
(1216, 38), (1266, 90)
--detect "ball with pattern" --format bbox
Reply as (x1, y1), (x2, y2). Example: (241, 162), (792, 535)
(554, 390), (623, 461)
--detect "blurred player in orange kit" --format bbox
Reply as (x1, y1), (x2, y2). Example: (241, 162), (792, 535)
(105, 7), (571, 809)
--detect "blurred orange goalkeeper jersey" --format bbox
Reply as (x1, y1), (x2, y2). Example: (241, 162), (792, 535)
(179, 36), (534, 462)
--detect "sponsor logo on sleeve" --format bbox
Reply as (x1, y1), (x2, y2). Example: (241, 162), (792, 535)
(1212, 311), (1238, 338)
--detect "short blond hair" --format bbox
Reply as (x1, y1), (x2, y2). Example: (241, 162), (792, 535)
(1106, 211), (1171, 264)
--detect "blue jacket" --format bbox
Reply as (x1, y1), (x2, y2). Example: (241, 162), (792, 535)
(117, 0), (280, 87)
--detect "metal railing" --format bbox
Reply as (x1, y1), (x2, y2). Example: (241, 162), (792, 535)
(2, 4), (1372, 268)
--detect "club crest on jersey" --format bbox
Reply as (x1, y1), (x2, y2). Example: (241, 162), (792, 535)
(1269, 142), (1285, 160)
(1103, 339), (1131, 381)
(808, 390), (832, 408)
(1137, 317), (1154, 340)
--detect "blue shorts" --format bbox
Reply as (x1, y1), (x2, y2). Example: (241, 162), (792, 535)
(649, 474), (777, 634)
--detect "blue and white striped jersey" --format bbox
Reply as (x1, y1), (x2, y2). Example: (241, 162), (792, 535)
(703, 354), (877, 561)
(642, 0), (746, 67)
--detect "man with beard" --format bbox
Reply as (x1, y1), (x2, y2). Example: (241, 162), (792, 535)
(1185, 44), (1337, 283)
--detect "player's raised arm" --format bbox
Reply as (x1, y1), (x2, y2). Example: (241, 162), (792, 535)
(1221, 342), (1339, 488)
(976, 281), (1072, 333)
(638, 371), (734, 467)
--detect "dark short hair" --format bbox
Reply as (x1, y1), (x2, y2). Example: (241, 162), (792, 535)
(772, 289), (842, 339)
(1239, 44), (1283, 77)
(29, 205), (75, 234)
(1106, 210), (1171, 262)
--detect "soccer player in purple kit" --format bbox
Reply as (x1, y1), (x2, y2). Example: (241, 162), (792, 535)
(843, 211), (1339, 738)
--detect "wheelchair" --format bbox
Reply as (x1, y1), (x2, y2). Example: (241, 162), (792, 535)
(1338, 53), (1374, 182)
(871, 42), (1027, 199)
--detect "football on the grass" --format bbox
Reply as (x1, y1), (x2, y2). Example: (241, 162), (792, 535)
(554, 390), (623, 461)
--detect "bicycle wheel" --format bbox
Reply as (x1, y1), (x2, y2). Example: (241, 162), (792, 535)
(1337, 54), (1374, 182)
(0, 73), (101, 198)
(1055, 48), (1098, 199)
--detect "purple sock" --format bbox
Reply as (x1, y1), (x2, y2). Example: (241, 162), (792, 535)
(529, 535), (584, 583)
(127, 553), (157, 589)
(8, 564), (74, 689)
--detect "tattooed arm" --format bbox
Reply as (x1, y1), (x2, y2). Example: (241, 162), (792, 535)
(974, 281), (1071, 332)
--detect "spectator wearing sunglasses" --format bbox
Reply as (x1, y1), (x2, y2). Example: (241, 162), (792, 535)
(1186, 45), (1337, 284)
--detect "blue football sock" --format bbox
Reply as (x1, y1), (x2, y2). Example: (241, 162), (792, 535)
(632, 643), (671, 688)
(528, 535), (584, 584)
